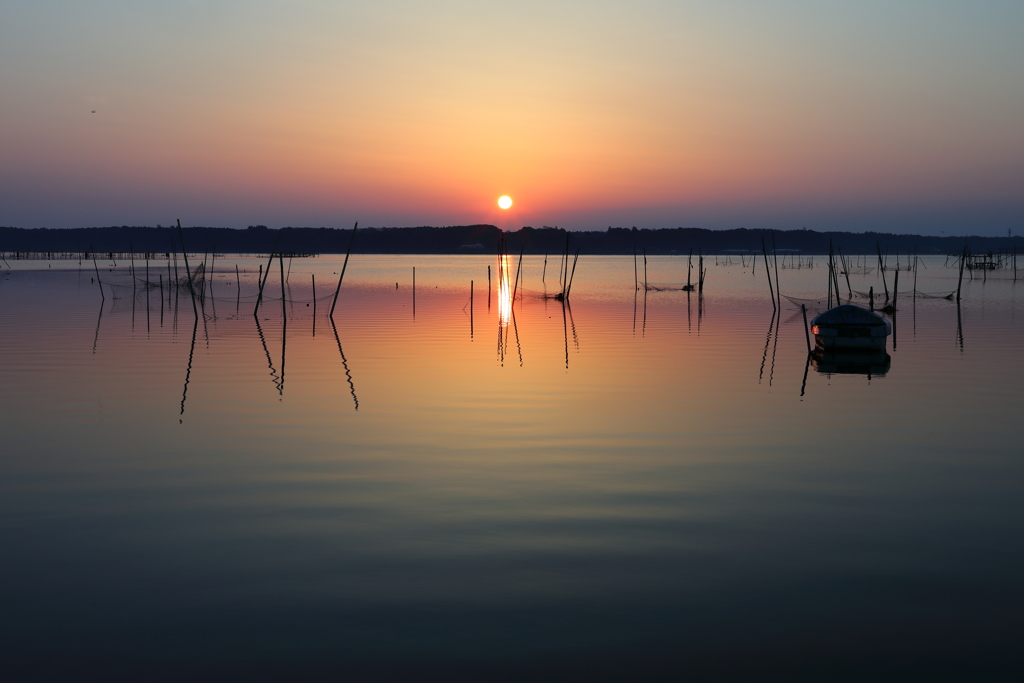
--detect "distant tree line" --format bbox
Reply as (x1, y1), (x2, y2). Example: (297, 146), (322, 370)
(1, 224), (1021, 257)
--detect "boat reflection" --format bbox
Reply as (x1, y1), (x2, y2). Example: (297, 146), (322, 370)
(811, 348), (891, 377)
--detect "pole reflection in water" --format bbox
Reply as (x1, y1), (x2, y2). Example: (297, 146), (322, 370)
(179, 315), (198, 421)
(759, 311), (776, 385)
(279, 254), (287, 396)
(254, 316), (283, 396)
(92, 299), (104, 355)
(558, 301), (580, 368)
(565, 301), (573, 370)
(330, 318), (359, 411)
(512, 310), (523, 367)
(642, 288), (648, 336)
(957, 300), (965, 351)
(800, 352), (811, 397)
(567, 300), (579, 353)
(632, 290), (638, 335)
(768, 307), (782, 386)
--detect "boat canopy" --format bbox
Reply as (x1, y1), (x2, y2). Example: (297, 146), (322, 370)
(811, 304), (891, 338)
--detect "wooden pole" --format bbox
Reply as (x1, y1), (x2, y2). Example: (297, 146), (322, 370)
(312, 273), (316, 318)
(913, 256), (918, 301)
(566, 248), (581, 299)
(177, 220), (199, 318)
(956, 245), (966, 302)
(827, 255), (833, 309)
(512, 248), (523, 306)
(877, 242), (889, 300)
(254, 240), (278, 315)
(801, 304), (812, 354)
(832, 244), (841, 302)
(279, 253), (287, 320)
(329, 222), (358, 319)
(839, 246), (853, 298)
(562, 231), (570, 290)
(91, 245), (105, 301)
(772, 232), (781, 305)
(633, 246), (639, 291)
(761, 237), (775, 310)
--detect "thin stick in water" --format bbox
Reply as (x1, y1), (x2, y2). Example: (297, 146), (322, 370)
(330, 222), (357, 319)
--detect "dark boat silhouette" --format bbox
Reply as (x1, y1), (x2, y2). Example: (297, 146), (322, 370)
(811, 304), (891, 350)
(810, 304), (892, 376)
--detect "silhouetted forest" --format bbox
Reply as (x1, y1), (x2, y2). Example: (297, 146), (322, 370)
(2, 224), (1021, 257)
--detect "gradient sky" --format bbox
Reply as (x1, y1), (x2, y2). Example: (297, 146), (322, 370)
(2, 1), (1023, 234)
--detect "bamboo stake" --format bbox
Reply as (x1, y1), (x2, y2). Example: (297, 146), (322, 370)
(831, 243), (841, 302)
(839, 246), (853, 298)
(91, 245), (105, 301)
(772, 232), (781, 305)
(254, 238), (279, 315)
(566, 248), (581, 300)
(176, 220), (199, 318)
(801, 304), (811, 354)
(761, 237), (775, 310)
(633, 246), (639, 291)
(279, 253), (287, 320)
(877, 242), (889, 300)
(512, 248), (523, 306)
(827, 255), (833, 309)
(913, 256), (918, 301)
(957, 245), (966, 302)
(329, 222), (357, 319)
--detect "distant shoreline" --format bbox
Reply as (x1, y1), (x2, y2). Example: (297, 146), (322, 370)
(2, 225), (1020, 256)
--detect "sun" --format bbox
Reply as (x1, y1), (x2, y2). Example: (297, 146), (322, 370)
(497, 195), (513, 210)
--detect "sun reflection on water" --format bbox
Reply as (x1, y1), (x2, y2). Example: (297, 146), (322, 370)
(497, 254), (512, 326)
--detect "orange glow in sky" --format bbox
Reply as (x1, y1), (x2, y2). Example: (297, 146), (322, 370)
(2, 3), (1024, 234)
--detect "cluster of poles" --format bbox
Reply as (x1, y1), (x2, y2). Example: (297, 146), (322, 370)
(91, 220), (361, 323)
(633, 247), (706, 294)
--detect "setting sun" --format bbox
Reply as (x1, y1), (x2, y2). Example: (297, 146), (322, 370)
(497, 195), (513, 210)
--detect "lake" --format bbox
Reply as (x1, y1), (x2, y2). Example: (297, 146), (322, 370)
(1, 253), (1022, 681)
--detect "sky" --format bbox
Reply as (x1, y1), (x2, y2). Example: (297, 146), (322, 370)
(2, 0), (1023, 235)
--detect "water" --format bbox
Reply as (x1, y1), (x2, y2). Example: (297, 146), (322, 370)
(1, 255), (1022, 681)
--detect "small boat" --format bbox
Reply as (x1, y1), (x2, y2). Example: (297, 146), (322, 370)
(810, 304), (891, 351)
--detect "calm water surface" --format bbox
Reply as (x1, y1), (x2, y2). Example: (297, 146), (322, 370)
(2, 255), (1022, 681)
